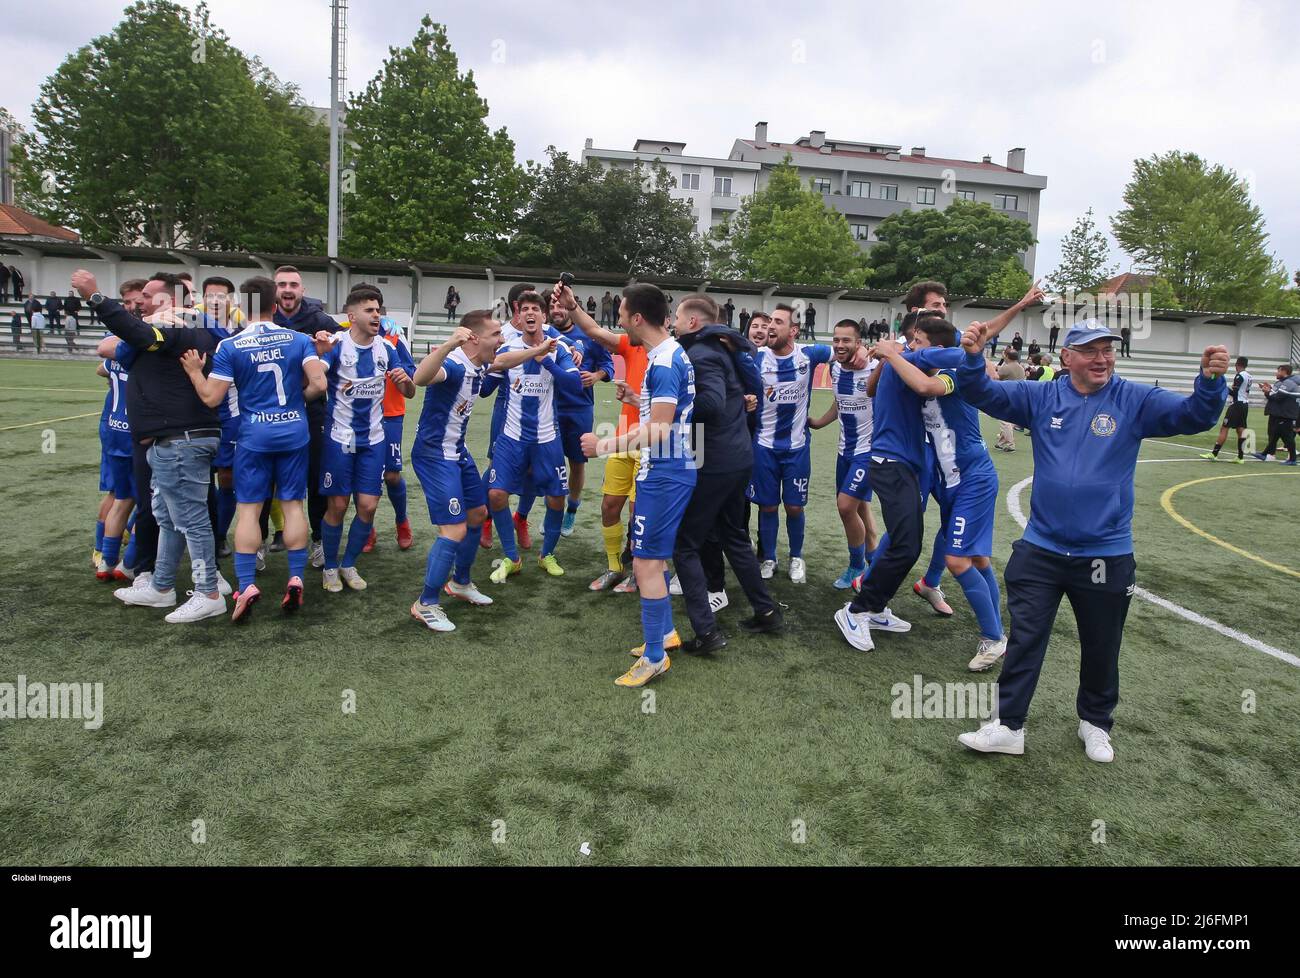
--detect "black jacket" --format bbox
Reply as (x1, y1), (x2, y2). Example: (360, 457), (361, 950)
(275, 298), (341, 423)
(97, 297), (221, 442)
(677, 324), (756, 475)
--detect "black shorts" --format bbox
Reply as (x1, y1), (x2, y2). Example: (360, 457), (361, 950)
(1224, 403), (1249, 429)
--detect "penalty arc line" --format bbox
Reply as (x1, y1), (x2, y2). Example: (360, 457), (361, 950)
(1006, 473), (1300, 670)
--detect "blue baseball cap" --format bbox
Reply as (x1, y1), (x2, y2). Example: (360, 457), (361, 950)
(1062, 320), (1120, 349)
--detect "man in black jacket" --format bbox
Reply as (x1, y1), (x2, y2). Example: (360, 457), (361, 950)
(671, 294), (781, 653)
(73, 268), (229, 623)
(272, 265), (343, 564)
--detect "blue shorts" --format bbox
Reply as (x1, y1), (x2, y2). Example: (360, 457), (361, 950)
(99, 448), (111, 493)
(412, 449), (485, 526)
(630, 477), (694, 560)
(214, 418), (239, 469)
(835, 454), (873, 501)
(934, 470), (998, 557)
(750, 443), (811, 507)
(486, 435), (568, 498)
(383, 415), (404, 473)
(320, 439), (384, 497)
(559, 409), (593, 466)
(236, 443), (309, 503)
(106, 453), (136, 501)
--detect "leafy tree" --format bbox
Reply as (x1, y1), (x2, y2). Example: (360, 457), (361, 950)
(341, 17), (529, 263)
(706, 158), (867, 286)
(11, 1), (326, 251)
(985, 255), (1033, 298)
(507, 148), (703, 276)
(1046, 208), (1117, 294)
(1147, 275), (1182, 310)
(1111, 151), (1275, 312)
(866, 199), (1036, 294)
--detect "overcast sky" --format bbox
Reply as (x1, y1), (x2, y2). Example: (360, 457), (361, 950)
(3, 0), (1297, 278)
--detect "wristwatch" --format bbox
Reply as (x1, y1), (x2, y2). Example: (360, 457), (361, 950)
(88, 292), (106, 308)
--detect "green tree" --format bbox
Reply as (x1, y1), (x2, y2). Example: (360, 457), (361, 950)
(341, 17), (529, 263)
(506, 148), (703, 275)
(866, 199), (1036, 294)
(1147, 275), (1182, 310)
(985, 255), (1034, 298)
(11, 1), (326, 251)
(1111, 151), (1275, 312)
(706, 158), (867, 286)
(1046, 208), (1117, 293)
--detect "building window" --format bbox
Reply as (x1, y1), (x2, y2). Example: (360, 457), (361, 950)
(811, 177), (832, 194)
(957, 189), (976, 201)
(994, 193), (1019, 210)
(680, 172), (700, 191)
(849, 180), (871, 198)
(849, 223), (871, 241)
(878, 184), (898, 200)
(714, 175), (733, 195)
(916, 187), (936, 205)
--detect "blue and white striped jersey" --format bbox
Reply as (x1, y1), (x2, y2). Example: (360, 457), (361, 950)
(830, 360), (876, 457)
(636, 337), (696, 484)
(755, 344), (834, 451)
(494, 334), (579, 445)
(413, 348), (484, 461)
(320, 331), (408, 449)
(921, 366), (995, 490)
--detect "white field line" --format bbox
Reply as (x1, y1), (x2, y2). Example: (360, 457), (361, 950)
(1005, 474), (1300, 670)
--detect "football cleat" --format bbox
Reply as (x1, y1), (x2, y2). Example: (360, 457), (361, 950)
(630, 630), (681, 656)
(340, 567), (367, 591)
(613, 575), (638, 594)
(309, 541), (325, 568)
(968, 636), (1007, 672)
(411, 600), (455, 632)
(560, 510), (577, 537)
(479, 521), (494, 549)
(231, 583), (261, 623)
(489, 557), (523, 584)
(513, 513), (532, 550)
(789, 557), (807, 584)
(396, 519), (414, 550)
(282, 576), (304, 612)
(913, 580), (953, 616)
(537, 553), (565, 577)
(615, 654), (670, 688)
(321, 568), (343, 593)
(668, 574), (683, 595)
(833, 566), (864, 590)
(759, 560), (776, 580)
(589, 569), (627, 592)
(445, 579), (493, 606)
(362, 527), (377, 553)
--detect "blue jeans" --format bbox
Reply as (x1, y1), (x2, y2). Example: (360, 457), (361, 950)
(148, 436), (219, 594)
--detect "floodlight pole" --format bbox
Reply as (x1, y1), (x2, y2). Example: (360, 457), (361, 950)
(327, 0), (346, 311)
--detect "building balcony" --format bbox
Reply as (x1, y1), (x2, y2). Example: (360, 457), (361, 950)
(826, 195), (910, 220)
(711, 192), (741, 210)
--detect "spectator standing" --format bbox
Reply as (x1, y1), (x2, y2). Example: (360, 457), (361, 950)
(994, 349), (1026, 452)
(30, 308), (46, 354)
(0, 263), (8, 301)
(738, 308), (751, 334)
(1048, 322), (1061, 353)
(64, 290), (83, 330)
(10, 266), (24, 302)
(9, 311), (22, 351)
(444, 285), (460, 322)
(64, 309), (78, 353)
(723, 298), (735, 327)
(600, 291), (613, 326)
(1252, 364), (1300, 465)
(586, 295), (597, 318)
(45, 292), (63, 331)
(610, 292), (621, 326)
(23, 293), (39, 326)
(1120, 324), (1132, 358)
(1010, 331), (1023, 353)
(1027, 339), (1041, 361)
(804, 302), (817, 340)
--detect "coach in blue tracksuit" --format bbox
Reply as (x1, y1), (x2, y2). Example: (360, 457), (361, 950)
(954, 320), (1228, 763)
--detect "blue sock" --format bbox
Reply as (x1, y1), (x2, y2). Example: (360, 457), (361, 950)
(641, 595), (671, 663)
(287, 547), (307, 581)
(541, 505), (563, 557)
(453, 530), (480, 585)
(342, 517), (372, 568)
(101, 534), (122, 569)
(923, 532), (946, 588)
(956, 566), (1002, 640)
(861, 533), (889, 581)
(322, 520), (344, 570)
(127, 510), (137, 532)
(123, 532), (138, 571)
(978, 564), (1004, 636)
(848, 543), (867, 571)
(388, 478), (408, 525)
(420, 535), (459, 605)
(95, 520), (105, 553)
(516, 494), (536, 520)
(234, 551), (258, 592)
(566, 498), (581, 514)
(660, 577), (676, 639)
(787, 510), (806, 558)
(492, 507), (518, 560)
(216, 487), (236, 540)
(758, 509), (779, 561)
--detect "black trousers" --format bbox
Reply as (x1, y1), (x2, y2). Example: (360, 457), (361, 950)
(131, 441), (159, 575)
(306, 408), (328, 541)
(673, 467), (775, 636)
(998, 540), (1135, 732)
(849, 459), (923, 615)
(1264, 416), (1298, 461)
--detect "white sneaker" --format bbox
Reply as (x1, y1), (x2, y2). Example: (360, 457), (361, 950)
(958, 720), (1025, 755)
(668, 574), (683, 596)
(119, 584), (178, 608)
(164, 591), (227, 623)
(969, 636), (1007, 672)
(411, 600), (455, 632)
(867, 607), (911, 633)
(309, 541), (324, 569)
(115, 571), (153, 601)
(321, 568), (342, 593)
(759, 560), (776, 580)
(216, 571), (233, 597)
(340, 566), (367, 591)
(789, 557), (807, 584)
(444, 579), (493, 606)
(1078, 720), (1114, 763)
(834, 603), (875, 652)
(708, 590), (729, 613)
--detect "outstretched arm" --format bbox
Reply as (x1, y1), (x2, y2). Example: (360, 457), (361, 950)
(553, 282), (623, 353)
(1136, 346), (1229, 438)
(972, 281), (1046, 342)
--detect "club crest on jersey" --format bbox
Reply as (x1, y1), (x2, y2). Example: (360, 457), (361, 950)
(797, 362), (808, 375)
(1090, 413), (1118, 437)
(855, 378), (869, 393)
(448, 498), (461, 516)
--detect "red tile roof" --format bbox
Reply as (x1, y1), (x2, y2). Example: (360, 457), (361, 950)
(739, 140), (1016, 172)
(0, 204), (79, 242)
(1096, 272), (1153, 295)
